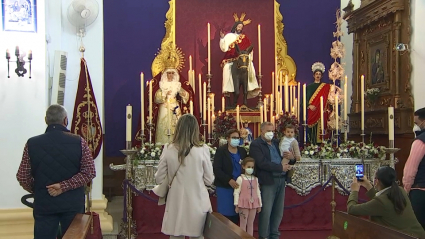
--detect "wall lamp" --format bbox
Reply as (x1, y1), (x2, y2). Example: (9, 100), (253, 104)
(6, 46), (32, 78)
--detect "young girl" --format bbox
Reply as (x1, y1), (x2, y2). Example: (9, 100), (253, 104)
(233, 157), (262, 236)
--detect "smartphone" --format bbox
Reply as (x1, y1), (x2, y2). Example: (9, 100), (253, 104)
(355, 164), (364, 181)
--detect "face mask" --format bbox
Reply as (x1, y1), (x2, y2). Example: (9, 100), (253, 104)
(414, 124), (423, 137)
(264, 132), (274, 140)
(245, 168), (254, 175)
(230, 138), (240, 147)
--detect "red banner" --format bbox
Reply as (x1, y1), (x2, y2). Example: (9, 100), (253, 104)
(71, 58), (103, 159)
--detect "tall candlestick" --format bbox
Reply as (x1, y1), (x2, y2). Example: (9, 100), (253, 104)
(190, 100), (194, 115)
(149, 80), (153, 124)
(203, 82), (207, 121)
(207, 23), (211, 74)
(294, 98), (298, 118)
(335, 95), (339, 132)
(297, 82), (300, 120)
(236, 105), (240, 130)
(320, 96), (324, 135)
(275, 73), (279, 112)
(222, 97), (225, 112)
(189, 55), (192, 71)
(275, 57), (278, 81)
(6, 49), (10, 58)
(258, 24), (262, 75)
(260, 106), (264, 124)
(303, 84), (307, 122)
(344, 75), (348, 121)
(141, 73), (145, 132)
(211, 93), (215, 113)
(264, 97), (268, 122)
(285, 75), (289, 112)
(361, 75), (365, 130)
(270, 94), (274, 122)
(388, 107), (394, 140)
(199, 74), (202, 118)
(208, 98), (211, 134)
(289, 86), (293, 111)
(126, 105), (132, 142)
(293, 86), (296, 110)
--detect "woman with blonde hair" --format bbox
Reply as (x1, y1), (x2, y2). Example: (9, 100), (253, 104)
(155, 114), (214, 239)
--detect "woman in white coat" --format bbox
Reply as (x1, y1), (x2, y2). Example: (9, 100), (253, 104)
(155, 114), (214, 239)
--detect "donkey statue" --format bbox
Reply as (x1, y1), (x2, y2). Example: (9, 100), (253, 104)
(231, 44), (253, 107)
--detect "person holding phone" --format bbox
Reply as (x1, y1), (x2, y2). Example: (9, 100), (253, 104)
(347, 166), (425, 238)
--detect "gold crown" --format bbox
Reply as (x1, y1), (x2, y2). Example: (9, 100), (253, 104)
(156, 43), (185, 73)
(233, 13), (251, 26)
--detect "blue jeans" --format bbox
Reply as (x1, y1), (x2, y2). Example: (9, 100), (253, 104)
(258, 177), (286, 239)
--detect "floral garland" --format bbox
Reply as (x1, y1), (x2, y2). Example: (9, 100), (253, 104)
(275, 112), (300, 138)
(302, 141), (386, 159)
(134, 142), (217, 165)
(213, 112), (237, 139)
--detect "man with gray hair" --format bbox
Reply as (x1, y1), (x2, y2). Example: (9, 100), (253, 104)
(249, 122), (294, 239)
(17, 104), (96, 239)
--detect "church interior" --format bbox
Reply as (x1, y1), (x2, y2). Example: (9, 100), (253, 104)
(1, 0), (425, 238)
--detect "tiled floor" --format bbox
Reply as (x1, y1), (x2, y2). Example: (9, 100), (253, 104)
(104, 196), (124, 239)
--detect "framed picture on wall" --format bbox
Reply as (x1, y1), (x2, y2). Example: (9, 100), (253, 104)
(367, 31), (391, 91)
(1, 0), (37, 32)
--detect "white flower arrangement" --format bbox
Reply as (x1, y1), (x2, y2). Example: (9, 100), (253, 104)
(365, 88), (380, 96)
(302, 141), (386, 159)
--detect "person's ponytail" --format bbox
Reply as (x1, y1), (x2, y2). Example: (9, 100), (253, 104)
(387, 181), (406, 215)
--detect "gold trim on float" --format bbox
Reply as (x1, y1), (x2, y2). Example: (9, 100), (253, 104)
(274, 1), (297, 86)
(151, 0), (176, 77)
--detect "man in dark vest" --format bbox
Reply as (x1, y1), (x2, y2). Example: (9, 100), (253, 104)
(403, 107), (425, 229)
(16, 104), (96, 239)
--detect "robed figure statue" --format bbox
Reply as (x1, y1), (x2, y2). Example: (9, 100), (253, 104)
(220, 13), (259, 107)
(306, 62), (331, 145)
(134, 44), (196, 146)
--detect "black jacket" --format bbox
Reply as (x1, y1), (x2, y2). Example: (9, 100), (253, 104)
(249, 137), (283, 185)
(213, 145), (248, 188)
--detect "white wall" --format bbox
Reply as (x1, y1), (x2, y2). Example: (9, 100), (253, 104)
(411, 0), (425, 110)
(47, 0), (104, 200)
(340, 0), (361, 120)
(0, 0), (47, 208)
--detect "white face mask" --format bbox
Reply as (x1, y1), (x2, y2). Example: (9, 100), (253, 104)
(264, 132), (274, 140)
(245, 168), (254, 175)
(413, 124), (422, 133)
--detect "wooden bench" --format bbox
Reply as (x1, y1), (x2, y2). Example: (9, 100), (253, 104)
(203, 212), (255, 239)
(63, 213), (92, 239)
(329, 211), (418, 239)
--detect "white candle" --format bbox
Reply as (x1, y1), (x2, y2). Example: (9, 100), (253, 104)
(190, 100), (194, 115)
(272, 72), (275, 105)
(303, 84), (307, 122)
(320, 96), (324, 135)
(285, 75), (289, 112)
(207, 23), (211, 74)
(297, 82), (300, 120)
(271, 116), (275, 126)
(275, 73), (279, 111)
(264, 97), (268, 122)
(289, 86), (293, 111)
(208, 98), (211, 134)
(361, 75), (365, 131)
(236, 105), (240, 130)
(167, 99), (171, 131)
(293, 86), (296, 110)
(335, 95), (339, 132)
(140, 73), (144, 132)
(258, 24), (261, 75)
(203, 82), (207, 121)
(270, 94), (274, 122)
(280, 91), (283, 114)
(192, 70), (196, 94)
(260, 106), (263, 124)
(275, 57), (278, 83)
(388, 107), (394, 140)
(344, 75), (348, 121)
(222, 97), (225, 112)
(149, 80), (153, 124)
(126, 105), (132, 142)
(198, 74), (202, 118)
(189, 55), (192, 71)
(294, 98), (298, 118)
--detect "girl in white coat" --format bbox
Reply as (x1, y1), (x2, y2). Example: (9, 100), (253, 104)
(155, 114), (214, 239)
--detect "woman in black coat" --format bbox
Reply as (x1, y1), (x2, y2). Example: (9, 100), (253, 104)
(213, 129), (248, 224)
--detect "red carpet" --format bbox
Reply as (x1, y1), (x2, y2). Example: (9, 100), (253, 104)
(131, 186), (368, 238)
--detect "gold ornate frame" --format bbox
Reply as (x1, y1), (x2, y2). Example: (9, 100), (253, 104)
(151, 0), (297, 82)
